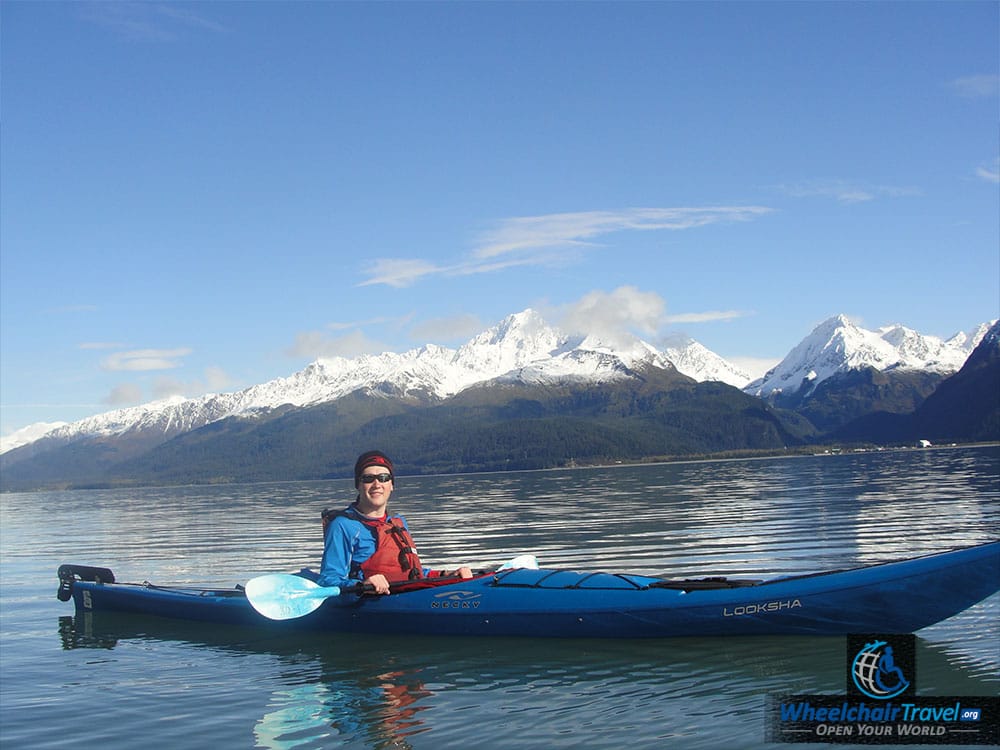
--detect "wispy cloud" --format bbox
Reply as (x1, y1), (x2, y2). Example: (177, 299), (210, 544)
(101, 348), (192, 371)
(287, 314), (420, 359)
(79, 341), (126, 350)
(409, 314), (485, 344)
(78, 2), (230, 42)
(155, 5), (231, 33)
(472, 207), (770, 259)
(665, 310), (748, 324)
(47, 304), (99, 314)
(975, 158), (1000, 184)
(104, 383), (145, 406)
(102, 366), (236, 408)
(778, 180), (920, 204)
(203, 366), (234, 393)
(151, 367), (234, 399)
(951, 74), (999, 99)
(285, 330), (388, 360)
(360, 206), (772, 288)
(326, 314), (412, 332)
(360, 259), (443, 288)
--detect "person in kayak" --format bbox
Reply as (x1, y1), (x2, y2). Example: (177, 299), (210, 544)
(318, 450), (473, 594)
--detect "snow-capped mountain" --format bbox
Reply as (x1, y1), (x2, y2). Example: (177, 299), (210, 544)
(662, 334), (752, 387)
(0, 310), (672, 455)
(0, 421), (68, 454)
(745, 315), (994, 398)
(2, 310), (992, 456)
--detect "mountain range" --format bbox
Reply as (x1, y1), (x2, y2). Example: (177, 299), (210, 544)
(2, 311), (997, 491)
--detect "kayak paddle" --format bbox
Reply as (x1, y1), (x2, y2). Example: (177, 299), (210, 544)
(245, 554), (538, 621)
(244, 574), (342, 620)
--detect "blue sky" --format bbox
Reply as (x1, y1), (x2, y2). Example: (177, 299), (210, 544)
(1, 1), (998, 439)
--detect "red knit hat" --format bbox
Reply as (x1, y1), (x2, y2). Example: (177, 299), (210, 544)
(354, 450), (394, 487)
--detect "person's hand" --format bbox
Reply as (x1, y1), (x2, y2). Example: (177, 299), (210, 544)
(365, 573), (391, 594)
(454, 567), (473, 579)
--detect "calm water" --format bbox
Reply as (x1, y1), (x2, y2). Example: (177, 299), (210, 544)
(1, 447), (998, 749)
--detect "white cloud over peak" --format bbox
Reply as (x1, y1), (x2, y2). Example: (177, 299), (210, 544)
(102, 367), (235, 409)
(104, 383), (144, 406)
(558, 286), (666, 344)
(409, 313), (485, 344)
(554, 288), (760, 355)
(286, 329), (388, 360)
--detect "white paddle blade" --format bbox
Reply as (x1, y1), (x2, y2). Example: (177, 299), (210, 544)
(245, 573), (342, 620)
(497, 554), (539, 571)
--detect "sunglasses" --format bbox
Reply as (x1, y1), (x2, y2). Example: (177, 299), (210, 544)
(360, 473), (393, 484)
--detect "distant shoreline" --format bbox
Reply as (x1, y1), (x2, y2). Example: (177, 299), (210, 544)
(6, 441), (997, 494)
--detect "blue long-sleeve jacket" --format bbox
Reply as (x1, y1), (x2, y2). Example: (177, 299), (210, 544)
(318, 505), (431, 588)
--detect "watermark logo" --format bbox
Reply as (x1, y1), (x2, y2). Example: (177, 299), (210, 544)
(767, 633), (998, 745)
(850, 638), (912, 700)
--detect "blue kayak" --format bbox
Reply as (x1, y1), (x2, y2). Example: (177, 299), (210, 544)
(57, 541), (999, 638)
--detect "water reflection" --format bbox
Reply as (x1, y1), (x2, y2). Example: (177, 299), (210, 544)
(256, 672), (431, 750)
(57, 609), (998, 750)
(57, 611), (841, 748)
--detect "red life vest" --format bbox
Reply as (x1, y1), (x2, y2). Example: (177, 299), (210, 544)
(322, 508), (425, 582)
(359, 515), (425, 582)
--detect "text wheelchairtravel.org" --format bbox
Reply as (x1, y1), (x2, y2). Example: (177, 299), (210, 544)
(767, 695), (999, 745)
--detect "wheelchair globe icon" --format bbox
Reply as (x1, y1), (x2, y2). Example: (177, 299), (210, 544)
(852, 641), (910, 700)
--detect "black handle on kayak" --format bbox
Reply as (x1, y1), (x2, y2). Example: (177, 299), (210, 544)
(341, 557), (538, 596)
(647, 576), (763, 592)
(347, 572), (484, 596)
(57, 564), (117, 601)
